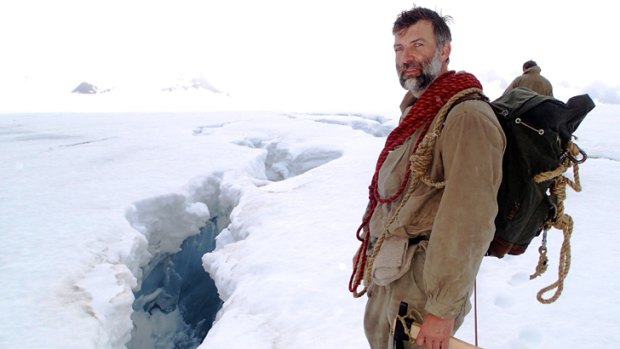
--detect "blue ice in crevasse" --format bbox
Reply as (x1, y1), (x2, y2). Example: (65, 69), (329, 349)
(128, 218), (222, 349)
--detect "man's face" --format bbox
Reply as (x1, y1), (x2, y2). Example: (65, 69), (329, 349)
(394, 20), (450, 97)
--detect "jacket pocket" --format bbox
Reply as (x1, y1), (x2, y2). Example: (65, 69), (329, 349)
(371, 235), (416, 286)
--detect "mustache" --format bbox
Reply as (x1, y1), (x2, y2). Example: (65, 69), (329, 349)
(402, 61), (419, 70)
(398, 61), (421, 75)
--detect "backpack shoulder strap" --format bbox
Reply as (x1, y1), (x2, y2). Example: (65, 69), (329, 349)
(442, 91), (489, 121)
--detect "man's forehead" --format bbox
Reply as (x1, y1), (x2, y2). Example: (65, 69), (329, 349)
(394, 20), (434, 39)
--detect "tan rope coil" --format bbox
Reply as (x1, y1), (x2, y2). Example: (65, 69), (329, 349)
(529, 141), (582, 304)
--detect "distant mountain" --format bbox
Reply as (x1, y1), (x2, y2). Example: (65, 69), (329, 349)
(69, 75), (222, 96)
(71, 82), (111, 94)
(161, 76), (221, 94)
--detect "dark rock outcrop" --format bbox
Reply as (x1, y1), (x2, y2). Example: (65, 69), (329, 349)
(72, 82), (99, 94)
(71, 82), (111, 94)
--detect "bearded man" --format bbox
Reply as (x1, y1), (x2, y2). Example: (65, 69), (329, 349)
(349, 7), (506, 349)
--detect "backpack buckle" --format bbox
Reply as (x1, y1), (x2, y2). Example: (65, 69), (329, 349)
(564, 144), (587, 164)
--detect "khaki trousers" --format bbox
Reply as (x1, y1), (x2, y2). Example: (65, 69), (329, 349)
(363, 243), (471, 349)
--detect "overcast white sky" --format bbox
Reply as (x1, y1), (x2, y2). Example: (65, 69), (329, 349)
(0, 0), (617, 111)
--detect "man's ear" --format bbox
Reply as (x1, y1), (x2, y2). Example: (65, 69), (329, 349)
(441, 42), (451, 63)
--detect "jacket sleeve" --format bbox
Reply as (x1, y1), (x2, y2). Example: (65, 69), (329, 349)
(423, 100), (505, 319)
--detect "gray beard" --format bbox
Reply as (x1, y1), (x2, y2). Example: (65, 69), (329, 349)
(400, 50), (443, 98)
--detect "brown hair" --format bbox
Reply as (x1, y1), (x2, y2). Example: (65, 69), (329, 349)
(523, 60), (538, 70)
(392, 6), (452, 47)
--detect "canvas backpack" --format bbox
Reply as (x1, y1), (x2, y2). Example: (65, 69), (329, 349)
(484, 87), (595, 303)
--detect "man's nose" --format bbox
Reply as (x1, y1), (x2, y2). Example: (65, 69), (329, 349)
(401, 47), (416, 64)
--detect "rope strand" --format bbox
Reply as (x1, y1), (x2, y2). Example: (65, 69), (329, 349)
(529, 140), (582, 303)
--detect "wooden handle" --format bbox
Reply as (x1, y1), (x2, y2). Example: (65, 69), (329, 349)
(408, 323), (482, 349)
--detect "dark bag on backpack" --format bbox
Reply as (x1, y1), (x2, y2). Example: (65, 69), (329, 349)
(486, 87), (595, 258)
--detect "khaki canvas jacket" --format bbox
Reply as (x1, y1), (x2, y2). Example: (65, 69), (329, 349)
(505, 65), (553, 96)
(367, 91), (506, 319)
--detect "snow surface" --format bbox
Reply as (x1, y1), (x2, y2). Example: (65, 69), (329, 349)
(1, 93), (619, 349)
